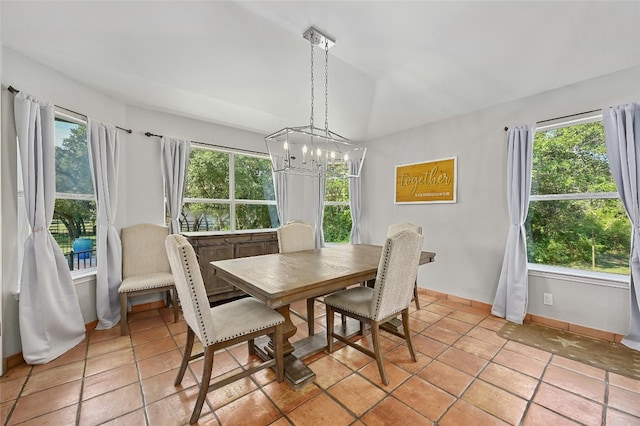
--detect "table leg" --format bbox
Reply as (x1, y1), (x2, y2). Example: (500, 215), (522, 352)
(258, 304), (317, 389)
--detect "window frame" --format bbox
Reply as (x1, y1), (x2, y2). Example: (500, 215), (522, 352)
(181, 143), (278, 233)
(323, 177), (352, 244)
(526, 113), (630, 285)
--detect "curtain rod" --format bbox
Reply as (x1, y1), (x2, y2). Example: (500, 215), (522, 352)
(8, 85), (132, 134)
(504, 108), (602, 132)
(144, 131), (268, 156)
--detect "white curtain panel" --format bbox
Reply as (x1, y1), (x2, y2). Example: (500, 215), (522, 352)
(88, 119), (122, 330)
(315, 168), (326, 249)
(603, 102), (640, 350)
(349, 160), (362, 244)
(161, 137), (191, 234)
(272, 156), (288, 226)
(14, 93), (85, 363)
(492, 124), (535, 324)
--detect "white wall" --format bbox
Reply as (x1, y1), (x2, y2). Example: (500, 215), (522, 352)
(361, 66), (640, 334)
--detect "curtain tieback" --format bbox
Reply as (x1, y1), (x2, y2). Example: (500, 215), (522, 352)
(32, 227), (45, 233)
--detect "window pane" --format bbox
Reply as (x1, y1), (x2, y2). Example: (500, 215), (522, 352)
(325, 178), (349, 202)
(180, 202), (230, 232)
(323, 205), (352, 243)
(532, 121), (615, 195)
(526, 198), (630, 274)
(186, 149), (229, 199)
(236, 204), (280, 230)
(234, 155), (275, 200)
(55, 119), (93, 195)
(51, 199), (96, 271)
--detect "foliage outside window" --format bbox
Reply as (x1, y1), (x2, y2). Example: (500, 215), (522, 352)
(51, 113), (96, 271)
(324, 177), (352, 243)
(526, 119), (630, 275)
(181, 146), (279, 232)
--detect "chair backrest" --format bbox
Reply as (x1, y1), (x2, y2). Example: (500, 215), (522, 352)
(371, 230), (424, 321)
(122, 223), (171, 279)
(387, 222), (423, 237)
(165, 234), (216, 346)
(277, 221), (315, 253)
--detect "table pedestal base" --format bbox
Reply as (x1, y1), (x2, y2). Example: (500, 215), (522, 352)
(254, 318), (363, 390)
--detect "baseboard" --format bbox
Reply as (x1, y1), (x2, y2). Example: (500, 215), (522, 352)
(417, 287), (624, 344)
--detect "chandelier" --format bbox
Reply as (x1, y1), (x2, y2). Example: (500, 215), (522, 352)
(265, 27), (366, 178)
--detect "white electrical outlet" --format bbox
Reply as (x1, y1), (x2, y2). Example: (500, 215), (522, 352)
(543, 293), (553, 306)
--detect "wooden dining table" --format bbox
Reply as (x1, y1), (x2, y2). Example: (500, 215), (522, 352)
(211, 243), (436, 388)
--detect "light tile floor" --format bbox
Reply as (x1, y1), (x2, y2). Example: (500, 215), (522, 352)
(2, 294), (640, 425)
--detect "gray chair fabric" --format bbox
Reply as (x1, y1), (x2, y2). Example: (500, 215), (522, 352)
(387, 222), (423, 309)
(119, 223), (179, 335)
(165, 234), (284, 424)
(325, 230), (424, 385)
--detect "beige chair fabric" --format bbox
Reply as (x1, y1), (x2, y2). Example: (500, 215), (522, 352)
(119, 223), (179, 335)
(324, 230), (424, 385)
(387, 222), (423, 309)
(165, 234), (284, 424)
(277, 221), (315, 253)
(277, 221), (320, 335)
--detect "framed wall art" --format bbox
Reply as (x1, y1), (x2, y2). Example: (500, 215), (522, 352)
(395, 156), (457, 204)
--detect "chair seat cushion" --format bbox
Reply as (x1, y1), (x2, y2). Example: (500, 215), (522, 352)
(119, 272), (174, 293)
(324, 286), (374, 318)
(211, 297), (284, 344)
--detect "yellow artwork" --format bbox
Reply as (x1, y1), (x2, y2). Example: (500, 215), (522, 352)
(395, 157), (457, 204)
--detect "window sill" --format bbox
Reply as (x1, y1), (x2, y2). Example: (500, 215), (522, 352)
(12, 268), (98, 301)
(528, 263), (629, 289)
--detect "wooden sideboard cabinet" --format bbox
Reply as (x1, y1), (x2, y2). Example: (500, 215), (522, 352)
(183, 231), (279, 305)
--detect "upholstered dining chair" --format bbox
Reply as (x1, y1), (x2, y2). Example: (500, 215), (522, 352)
(165, 234), (284, 424)
(119, 223), (179, 335)
(277, 221), (318, 335)
(325, 230), (424, 385)
(387, 222), (423, 309)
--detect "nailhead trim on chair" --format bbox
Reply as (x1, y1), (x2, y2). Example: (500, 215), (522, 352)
(179, 244), (212, 345)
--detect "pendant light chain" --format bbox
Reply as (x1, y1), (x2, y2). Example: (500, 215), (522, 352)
(310, 31), (315, 134)
(324, 38), (329, 137)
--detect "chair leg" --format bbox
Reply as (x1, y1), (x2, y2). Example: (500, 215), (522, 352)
(120, 293), (129, 336)
(371, 320), (389, 386)
(172, 286), (180, 323)
(248, 338), (255, 356)
(274, 324), (284, 382)
(413, 281), (420, 310)
(402, 309), (417, 361)
(307, 298), (315, 336)
(190, 345), (214, 424)
(175, 328), (195, 386)
(326, 305), (335, 353)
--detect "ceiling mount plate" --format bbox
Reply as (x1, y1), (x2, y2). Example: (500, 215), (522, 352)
(303, 26), (335, 51)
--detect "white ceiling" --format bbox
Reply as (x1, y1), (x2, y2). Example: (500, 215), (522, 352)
(2, 1), (639, 141)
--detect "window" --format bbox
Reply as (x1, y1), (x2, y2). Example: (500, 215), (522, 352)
(181, 145), (279, 232)
(52, 113), (97, 271)
(17, 110), (96, 274)
(323, 177), (352, 243)
(526, 118), (630, 275)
